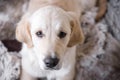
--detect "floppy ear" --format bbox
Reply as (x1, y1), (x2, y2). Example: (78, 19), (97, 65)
(67, 12), (85, 47)
(16, 16), (33, 48)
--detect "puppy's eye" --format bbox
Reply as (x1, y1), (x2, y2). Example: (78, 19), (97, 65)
(58, 31), (66, 38)
(36, 31), (44, 38)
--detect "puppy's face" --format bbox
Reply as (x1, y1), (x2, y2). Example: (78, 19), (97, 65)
(16, 6), (84, 70)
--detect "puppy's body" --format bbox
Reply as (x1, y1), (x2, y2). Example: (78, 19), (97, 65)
(28, 0), (79, 11)
(28, 0), (106, 21)
(16, 0), (107, 80)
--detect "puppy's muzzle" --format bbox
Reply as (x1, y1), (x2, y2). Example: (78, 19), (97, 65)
(44, 56), (59, 69)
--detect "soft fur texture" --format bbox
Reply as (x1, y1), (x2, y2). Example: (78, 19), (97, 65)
(16, 3), (84, 80)
(1, 0), (120, 80)
(1, 20), (120, 80)
(15, 0), (107, 80)
(76, 9), (120, 80)
(0, 0), (29, 40)
(0, 41), (20, 80)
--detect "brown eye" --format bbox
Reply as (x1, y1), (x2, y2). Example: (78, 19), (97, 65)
(58, 31), (66, 39)
(36, 31), (44, 38)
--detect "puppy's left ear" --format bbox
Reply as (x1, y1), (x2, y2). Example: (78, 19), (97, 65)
(16, 15), (33, 48)
(67, 12), (85, 47)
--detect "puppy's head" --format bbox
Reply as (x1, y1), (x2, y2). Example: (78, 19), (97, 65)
(16, 6), (84, 70)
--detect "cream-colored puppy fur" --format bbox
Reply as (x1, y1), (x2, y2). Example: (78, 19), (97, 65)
(17, 6), (84, 80)
(16, 0), (106, 80)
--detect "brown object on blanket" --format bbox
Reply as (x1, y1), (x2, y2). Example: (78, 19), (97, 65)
(2, 40), (22, 52)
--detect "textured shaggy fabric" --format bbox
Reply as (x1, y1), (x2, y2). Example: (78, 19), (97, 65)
(75, 8), (120, 80)
(0, 41), (20, 80)
(76, 22), (120, 80)
(0, 0), (120, 80)
(0, 0), (29, 40)
(104, 0), (120, 42)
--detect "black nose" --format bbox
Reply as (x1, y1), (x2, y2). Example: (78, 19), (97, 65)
(44, 56), (59, 68)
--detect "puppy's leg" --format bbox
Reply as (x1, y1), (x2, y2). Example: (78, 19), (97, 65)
(20, 69), (37, 80)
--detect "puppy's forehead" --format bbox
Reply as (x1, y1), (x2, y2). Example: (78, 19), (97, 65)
(29, 6), (70, 31)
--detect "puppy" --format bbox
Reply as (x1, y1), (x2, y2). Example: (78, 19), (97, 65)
(16, 0), (107, 80)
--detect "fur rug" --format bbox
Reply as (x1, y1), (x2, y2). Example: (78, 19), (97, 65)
(75, 9), (120, 80)
(0, 0), (120, 80)
(0, 0), (29, 40)
(0, 41), (20, 80)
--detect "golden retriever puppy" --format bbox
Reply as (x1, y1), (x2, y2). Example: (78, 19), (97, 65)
(16, 0), (106, 80)
(16, 6), (84, 80)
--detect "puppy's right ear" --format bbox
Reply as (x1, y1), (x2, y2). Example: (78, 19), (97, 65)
(67, 12), (85, 47)
(16, 16), (33, 48)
